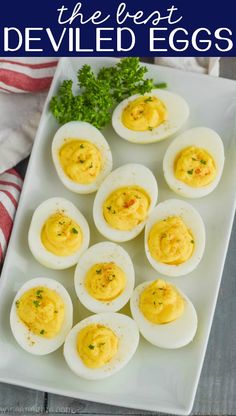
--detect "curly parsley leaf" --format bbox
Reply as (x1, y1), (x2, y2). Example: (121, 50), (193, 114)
(50, 58), (167, 130)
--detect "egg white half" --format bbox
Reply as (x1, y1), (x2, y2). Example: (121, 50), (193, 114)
(10, 277), (73, 355)
(28, 197), (90, 270)
(163, 127), (225, 198)
(112, 89), (189, 144)
(63, 313), (140, 380)
(93, 163), (158, 242)
(145, 199), (206, 277)
(74, 242), (135, 313)
(130, 280), (198, 349)
(52, 121), (113, 194)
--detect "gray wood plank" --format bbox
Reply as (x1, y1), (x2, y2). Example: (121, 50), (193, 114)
(0, 383), (45, 413)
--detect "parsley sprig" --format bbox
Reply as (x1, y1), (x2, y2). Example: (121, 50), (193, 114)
(50, 58), (166, 129)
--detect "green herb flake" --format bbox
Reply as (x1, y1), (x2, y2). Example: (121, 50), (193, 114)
(200, 159), (207, 165)
(192, 157), (197, 161)
(107, 206), (112, 211)
(148, 126), (153, 131)
(89, 163), (93, 169)
(33, 300), (40, 308)
(15, 300), (20, 308)
(144, 97), (153, 103)
(191, 240), (194, 244)
(80, 144), (85, 149)
(187, 169), (194, 175)
(96, 269), (102, 274)
(40, 329), (45, 335)
(71, 227), (78, 234)
(88, 344), (95, 350)
(54, 310), (58, 313)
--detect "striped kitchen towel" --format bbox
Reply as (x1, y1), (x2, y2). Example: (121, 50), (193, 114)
(0, 169), (23, 263)
(0, 58), (58, 263)
(0, 58), (58, 93)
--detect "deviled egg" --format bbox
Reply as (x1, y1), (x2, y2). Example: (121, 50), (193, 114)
(93, 164), (158, 242)
(28, 197), (90, 270)
(145, 199), (205, 277)
(112, 89), (189, 144)
(64, 312), (139, 380)
(74, 242), (135, 313)
(163, 127), (225, 198)
(52, 121), (112, 194)
(130, 279), (197, 349)
(10, 277), (73, 355)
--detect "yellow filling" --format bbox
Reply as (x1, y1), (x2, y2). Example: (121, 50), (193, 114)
(85, 262), (126, 302)
(41, 212), (82, 256)
(103, 186), (150, 231)
(148, 216), (194, 265)
(122, 96), (167, 132)
(77, 324), (118, 368)
(59, 139), (102, 184)
(16, 286), (65, 338)
(174, 146), (216, 187)
(140, 279), (185, 324)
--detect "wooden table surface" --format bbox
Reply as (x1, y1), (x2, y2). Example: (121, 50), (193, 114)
(0, 58), (236, 416)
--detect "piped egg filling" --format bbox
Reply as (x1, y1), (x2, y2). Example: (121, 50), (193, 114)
(103, 186), (150, 231)
(148, 216), (194, 265)
(139, 279), (185, 324)
(16, 286), (65, 338)
(41, 212), (83, 256)
(122, 96), (168, 132)
(85, 262), (126, 302)
(174, 146), (216, 188)
(76, 324), (118, 368)
(59, 139), (102, 184)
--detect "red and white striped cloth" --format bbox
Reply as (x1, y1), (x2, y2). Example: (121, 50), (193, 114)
(0, 169), (23, 263)
(0, 58), (58, 93)
(0, 58), (58, 263)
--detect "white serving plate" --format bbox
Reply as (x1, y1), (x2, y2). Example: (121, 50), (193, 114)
(0, 58), (236, 415)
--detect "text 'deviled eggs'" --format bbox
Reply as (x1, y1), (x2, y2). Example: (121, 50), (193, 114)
(74, 242), (135, 313)
(145, 199), (206, 277)
(52, 121), (112, 194)
(28, 197), (90, 270)
(63, 313), (140, 380)
(93, 163), (158, 242)
(112, 89), (189, 144)
(163, 127), (225, 198)
(10, 278), (73, 355)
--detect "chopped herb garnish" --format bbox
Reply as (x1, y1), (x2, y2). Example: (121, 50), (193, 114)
(192, 157), (197, 161)
(57, 233), (62, 236)
(153, 301), (156, 305)
(89, 163), (93, 169)
(71, 227), (78, 234)
(33, 300), (40, 308)
(54, 310), (58, 313)
(200, 159), (207, 164)
(152, 291), (156, 295)
(36, 290), (43, 296)
(112, 210), (116, 214)
(159, 302), (163, 305)
(40, 329), (45, 335)
(187, 169), (194, 175)
(88, 344), (95, 350)
(96, 269), (102, 274)
(80, 144), (84, 149)
(191, 240), (194, 244)
(107, 206), (112, 211)
(79, 159), (85, 164)
(148, 126), (153, 131)
(145, 97), (153, 102)
(99, 342), (105, 347)
(15, 300), (20, 308)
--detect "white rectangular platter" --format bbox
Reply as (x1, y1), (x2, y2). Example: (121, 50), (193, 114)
(0, 57), (236, 415)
